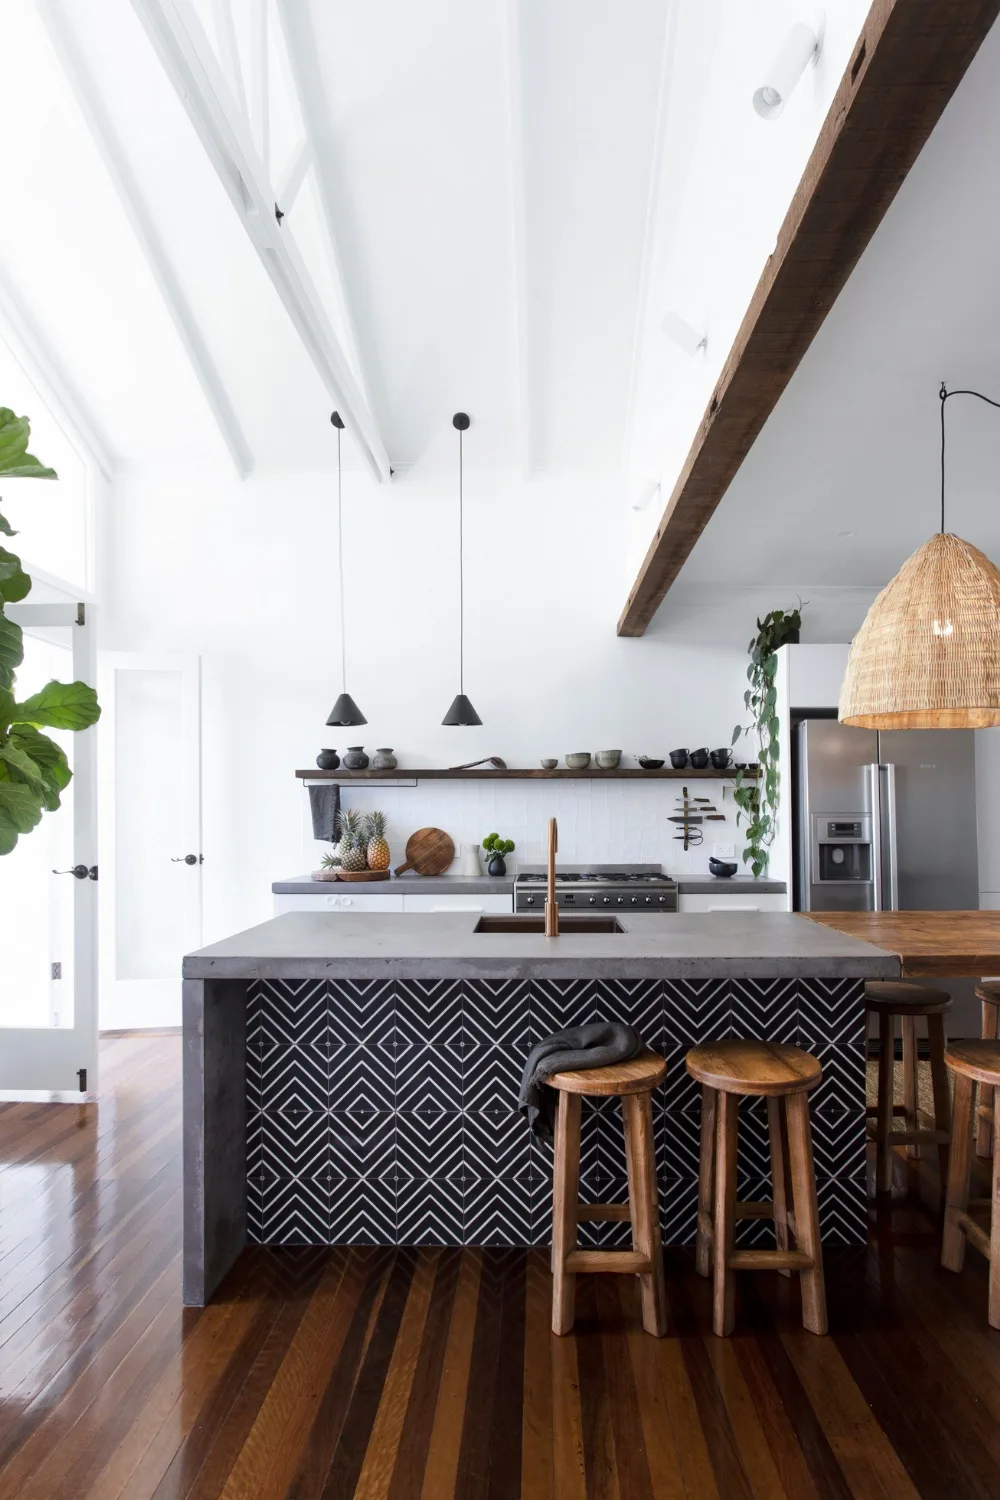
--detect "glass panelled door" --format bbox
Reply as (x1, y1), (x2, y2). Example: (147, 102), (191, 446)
(0, 604), (97, 1093)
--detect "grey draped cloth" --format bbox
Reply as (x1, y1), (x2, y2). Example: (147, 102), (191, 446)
(308, 783), (341, 842)
(518, 1022), (640, 1142)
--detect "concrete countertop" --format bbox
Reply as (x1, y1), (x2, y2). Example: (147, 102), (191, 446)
(185, 910), (897, 982)
(272, 873), (787, 896)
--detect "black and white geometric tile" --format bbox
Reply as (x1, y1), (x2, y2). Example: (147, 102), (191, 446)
(245, 974), (869, 1249)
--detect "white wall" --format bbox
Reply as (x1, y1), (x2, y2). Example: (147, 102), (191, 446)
(101, 467), (874, 960)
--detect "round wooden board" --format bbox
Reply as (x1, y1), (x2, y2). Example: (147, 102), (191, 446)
(337, 868), (391, 882)
(394, 827), (456, 876)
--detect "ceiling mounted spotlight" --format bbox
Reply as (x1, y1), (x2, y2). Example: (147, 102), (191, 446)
(753, 11), (825, 120)
(661, 310), (707, 357)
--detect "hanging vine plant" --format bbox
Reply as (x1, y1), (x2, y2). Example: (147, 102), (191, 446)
(731, 605), (802, 878)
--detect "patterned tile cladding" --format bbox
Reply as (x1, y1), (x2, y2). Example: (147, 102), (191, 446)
(245, 976), (868, 1248)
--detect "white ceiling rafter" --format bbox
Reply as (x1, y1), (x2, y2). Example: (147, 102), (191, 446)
(130, 0), (391, 483)
(276, 139), (311, 215)
(504, 0), (531, 477)
(209, 0), (247, 118)
(249, 0), (270, 182)
(0, 264), (116, 482)
(38, 0), (253, 479)
(273, 0), (376, 420)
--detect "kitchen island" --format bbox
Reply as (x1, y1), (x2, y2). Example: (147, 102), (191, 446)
(182, 911), (897, 1303)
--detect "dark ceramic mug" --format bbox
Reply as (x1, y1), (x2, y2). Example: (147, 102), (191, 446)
(710, 748), (732, 770)
(668, 748), (688, 769)
(689, 747), (710, 769)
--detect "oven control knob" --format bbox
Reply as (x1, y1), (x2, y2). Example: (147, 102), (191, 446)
(644, 895), (652, 904)
(617, 896), (625, 905)
(630, 896), (638, 905)
(589, 896), (597, 905)
(603, 896), (611, 905)
(526, 895), (535, 905)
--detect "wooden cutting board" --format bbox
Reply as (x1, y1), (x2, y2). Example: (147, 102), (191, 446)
(394, 827), (456, 877)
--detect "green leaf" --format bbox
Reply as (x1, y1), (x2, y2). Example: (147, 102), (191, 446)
(0, 613), (23, 690)
(0, 685), (12, 732)
(11, 727), (71, 809)
(13, 680), (100, 731)
(0, 409), (57, 479)
(0, 510), (16, 537)
(0, 546), (22, 581)
(0, 778), (43, 832)
(0, 740), (45, 791)
(0, 807), (18, 855)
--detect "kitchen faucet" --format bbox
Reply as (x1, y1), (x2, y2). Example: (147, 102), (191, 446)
(546, 817), (559, 937)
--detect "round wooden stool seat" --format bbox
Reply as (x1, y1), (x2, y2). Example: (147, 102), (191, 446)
(685, 1040), (821, 1097)
(864, 981), (952, 1015)
(974, 983), (1000, 1157)
(945, 1039), (1000, 1086)
(976, 981), (1000, 1006)
(546, 1047), (667, 1097)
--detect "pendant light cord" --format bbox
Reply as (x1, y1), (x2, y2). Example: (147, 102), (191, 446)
(939, 382), (1000, 534)
(458, 427), (464, 694)
(337, 423), (346, 691)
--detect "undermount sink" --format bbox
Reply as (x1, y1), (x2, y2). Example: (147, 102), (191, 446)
(474, 915), (625, 934)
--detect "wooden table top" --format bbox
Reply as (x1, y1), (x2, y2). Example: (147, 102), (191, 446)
(801, 910), (1000, 978)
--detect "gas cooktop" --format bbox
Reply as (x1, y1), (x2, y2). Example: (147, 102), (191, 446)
(514, 864), (677, 911)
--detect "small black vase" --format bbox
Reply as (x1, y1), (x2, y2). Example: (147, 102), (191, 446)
(342, 747), (369, 770)
(316, 748), (340, 770)
(487, 855), (507, 877)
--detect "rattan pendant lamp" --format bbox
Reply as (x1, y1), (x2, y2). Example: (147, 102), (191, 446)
(840, 383), (1000, 729)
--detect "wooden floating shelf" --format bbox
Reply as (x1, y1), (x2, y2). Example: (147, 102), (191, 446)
(296, 767), (756, 781)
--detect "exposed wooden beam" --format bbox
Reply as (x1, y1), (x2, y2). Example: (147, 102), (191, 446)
(40, 0), (254, 479)
(0, 265), (116, 481)
(618, 0), (1000, 637)
(130, 0), (392, 483)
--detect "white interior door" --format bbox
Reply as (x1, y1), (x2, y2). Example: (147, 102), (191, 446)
(0, 603), (98, 1093)
(99, 653), (202, 1030)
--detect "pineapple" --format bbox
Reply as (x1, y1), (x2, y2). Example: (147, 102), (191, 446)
(365, 810), (390, 870)
(336, 809), (366, 871)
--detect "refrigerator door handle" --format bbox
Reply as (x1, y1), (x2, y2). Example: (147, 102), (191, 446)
(883, 762), (899, 910)
(868, 762), (883, 911)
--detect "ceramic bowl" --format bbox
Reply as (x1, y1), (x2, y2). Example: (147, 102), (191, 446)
(638, 756), (665, 770)
(595, 749), (622, 769)
(689, 747), (710, 769)
(540, 758), (558, 770)
(668, 748), (688, 769)
(709, 857), (738, 878)
(565, 752), (592, 770)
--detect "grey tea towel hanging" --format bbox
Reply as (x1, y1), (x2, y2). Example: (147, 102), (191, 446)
(518, 1022), (640, 1142)
(309, 783), (341, 842)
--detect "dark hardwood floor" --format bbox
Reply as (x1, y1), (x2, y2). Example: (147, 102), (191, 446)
(1, 1035), (998, 1498)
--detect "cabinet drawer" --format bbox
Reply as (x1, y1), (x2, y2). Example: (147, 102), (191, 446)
(677, 892), (788, 914)
(273, 892), (404, 914)
(401, 893), (513, 914)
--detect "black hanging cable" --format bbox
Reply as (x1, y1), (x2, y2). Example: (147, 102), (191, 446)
(939, 382), (1000, 534)
(458, 423), (464, 695)
(337, 418), (346, 691)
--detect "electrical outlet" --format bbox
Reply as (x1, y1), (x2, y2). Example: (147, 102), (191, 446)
(713, 843), (736, 860)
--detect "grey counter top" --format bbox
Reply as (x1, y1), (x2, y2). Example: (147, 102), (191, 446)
(185, 910), (897, 981)
(272, 873), (787, 896)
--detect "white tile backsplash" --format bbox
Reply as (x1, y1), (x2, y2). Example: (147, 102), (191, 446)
(303, 779), (742, 876)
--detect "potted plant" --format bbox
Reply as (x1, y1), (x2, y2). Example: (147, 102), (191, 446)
(0, 410), (100, 855)
(730, 604), (802, 878)
(482, 832), (515, 876)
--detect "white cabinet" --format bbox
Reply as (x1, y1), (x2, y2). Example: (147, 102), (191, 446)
(677, 893), (788, 914)
(401, 894), (512, 914)
(273, 892), (404, 914)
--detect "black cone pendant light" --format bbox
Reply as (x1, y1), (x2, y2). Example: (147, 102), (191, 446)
(442, 413), (482, 726)
(326, 412), (367, 728)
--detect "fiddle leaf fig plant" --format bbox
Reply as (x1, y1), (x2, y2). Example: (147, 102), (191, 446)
(0, 408), (100, 855)
(730, 605), (802, 878)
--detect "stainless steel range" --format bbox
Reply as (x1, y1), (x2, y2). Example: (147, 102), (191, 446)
(514, 863), (678, 912)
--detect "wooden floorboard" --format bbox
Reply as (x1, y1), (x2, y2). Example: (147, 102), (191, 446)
(3, 1036), (1000, 1498)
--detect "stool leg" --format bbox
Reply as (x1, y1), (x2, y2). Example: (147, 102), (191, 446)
(942, 1072), (974, 1274)
(926, 1011), (952, 1192)
(712, 1091), (738, 1337)
(551, 1090), (581, 1336)
(977, 1002), (998, 1158)
(785, 1091), (828, 1336)
(902, 1015), (919, 1159)
(624, 1093), (667, 1337)
(876, 1009), (895, 1193)
(696, 1086), (717, 1278)
(767, 1096), (792, 1278)
(991, 1086), (1000, 1330)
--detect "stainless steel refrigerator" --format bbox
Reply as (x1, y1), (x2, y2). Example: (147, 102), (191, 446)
(794, 719), (978, 913)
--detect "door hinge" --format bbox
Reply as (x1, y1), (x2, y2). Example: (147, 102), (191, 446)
(77, 1068), (87, 1092)
(51, 961), (62, 980)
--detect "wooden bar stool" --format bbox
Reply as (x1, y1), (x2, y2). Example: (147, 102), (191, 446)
(547, 1048), (668, 1337)
(975, 981), (1000, 1156)
(686, 1040), (827, 1338)
(865, 980), (952, 1192)
(941, 1040), (1000, 1328)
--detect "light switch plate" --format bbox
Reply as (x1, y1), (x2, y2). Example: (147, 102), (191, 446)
(713, 842), (736, 860)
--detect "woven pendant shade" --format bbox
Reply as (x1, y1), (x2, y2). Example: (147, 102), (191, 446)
(839, 532), (1000, 728)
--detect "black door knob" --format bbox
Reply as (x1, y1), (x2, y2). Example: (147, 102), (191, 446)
(53, 864), (89, 880)
(172, 854), (201, 866)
